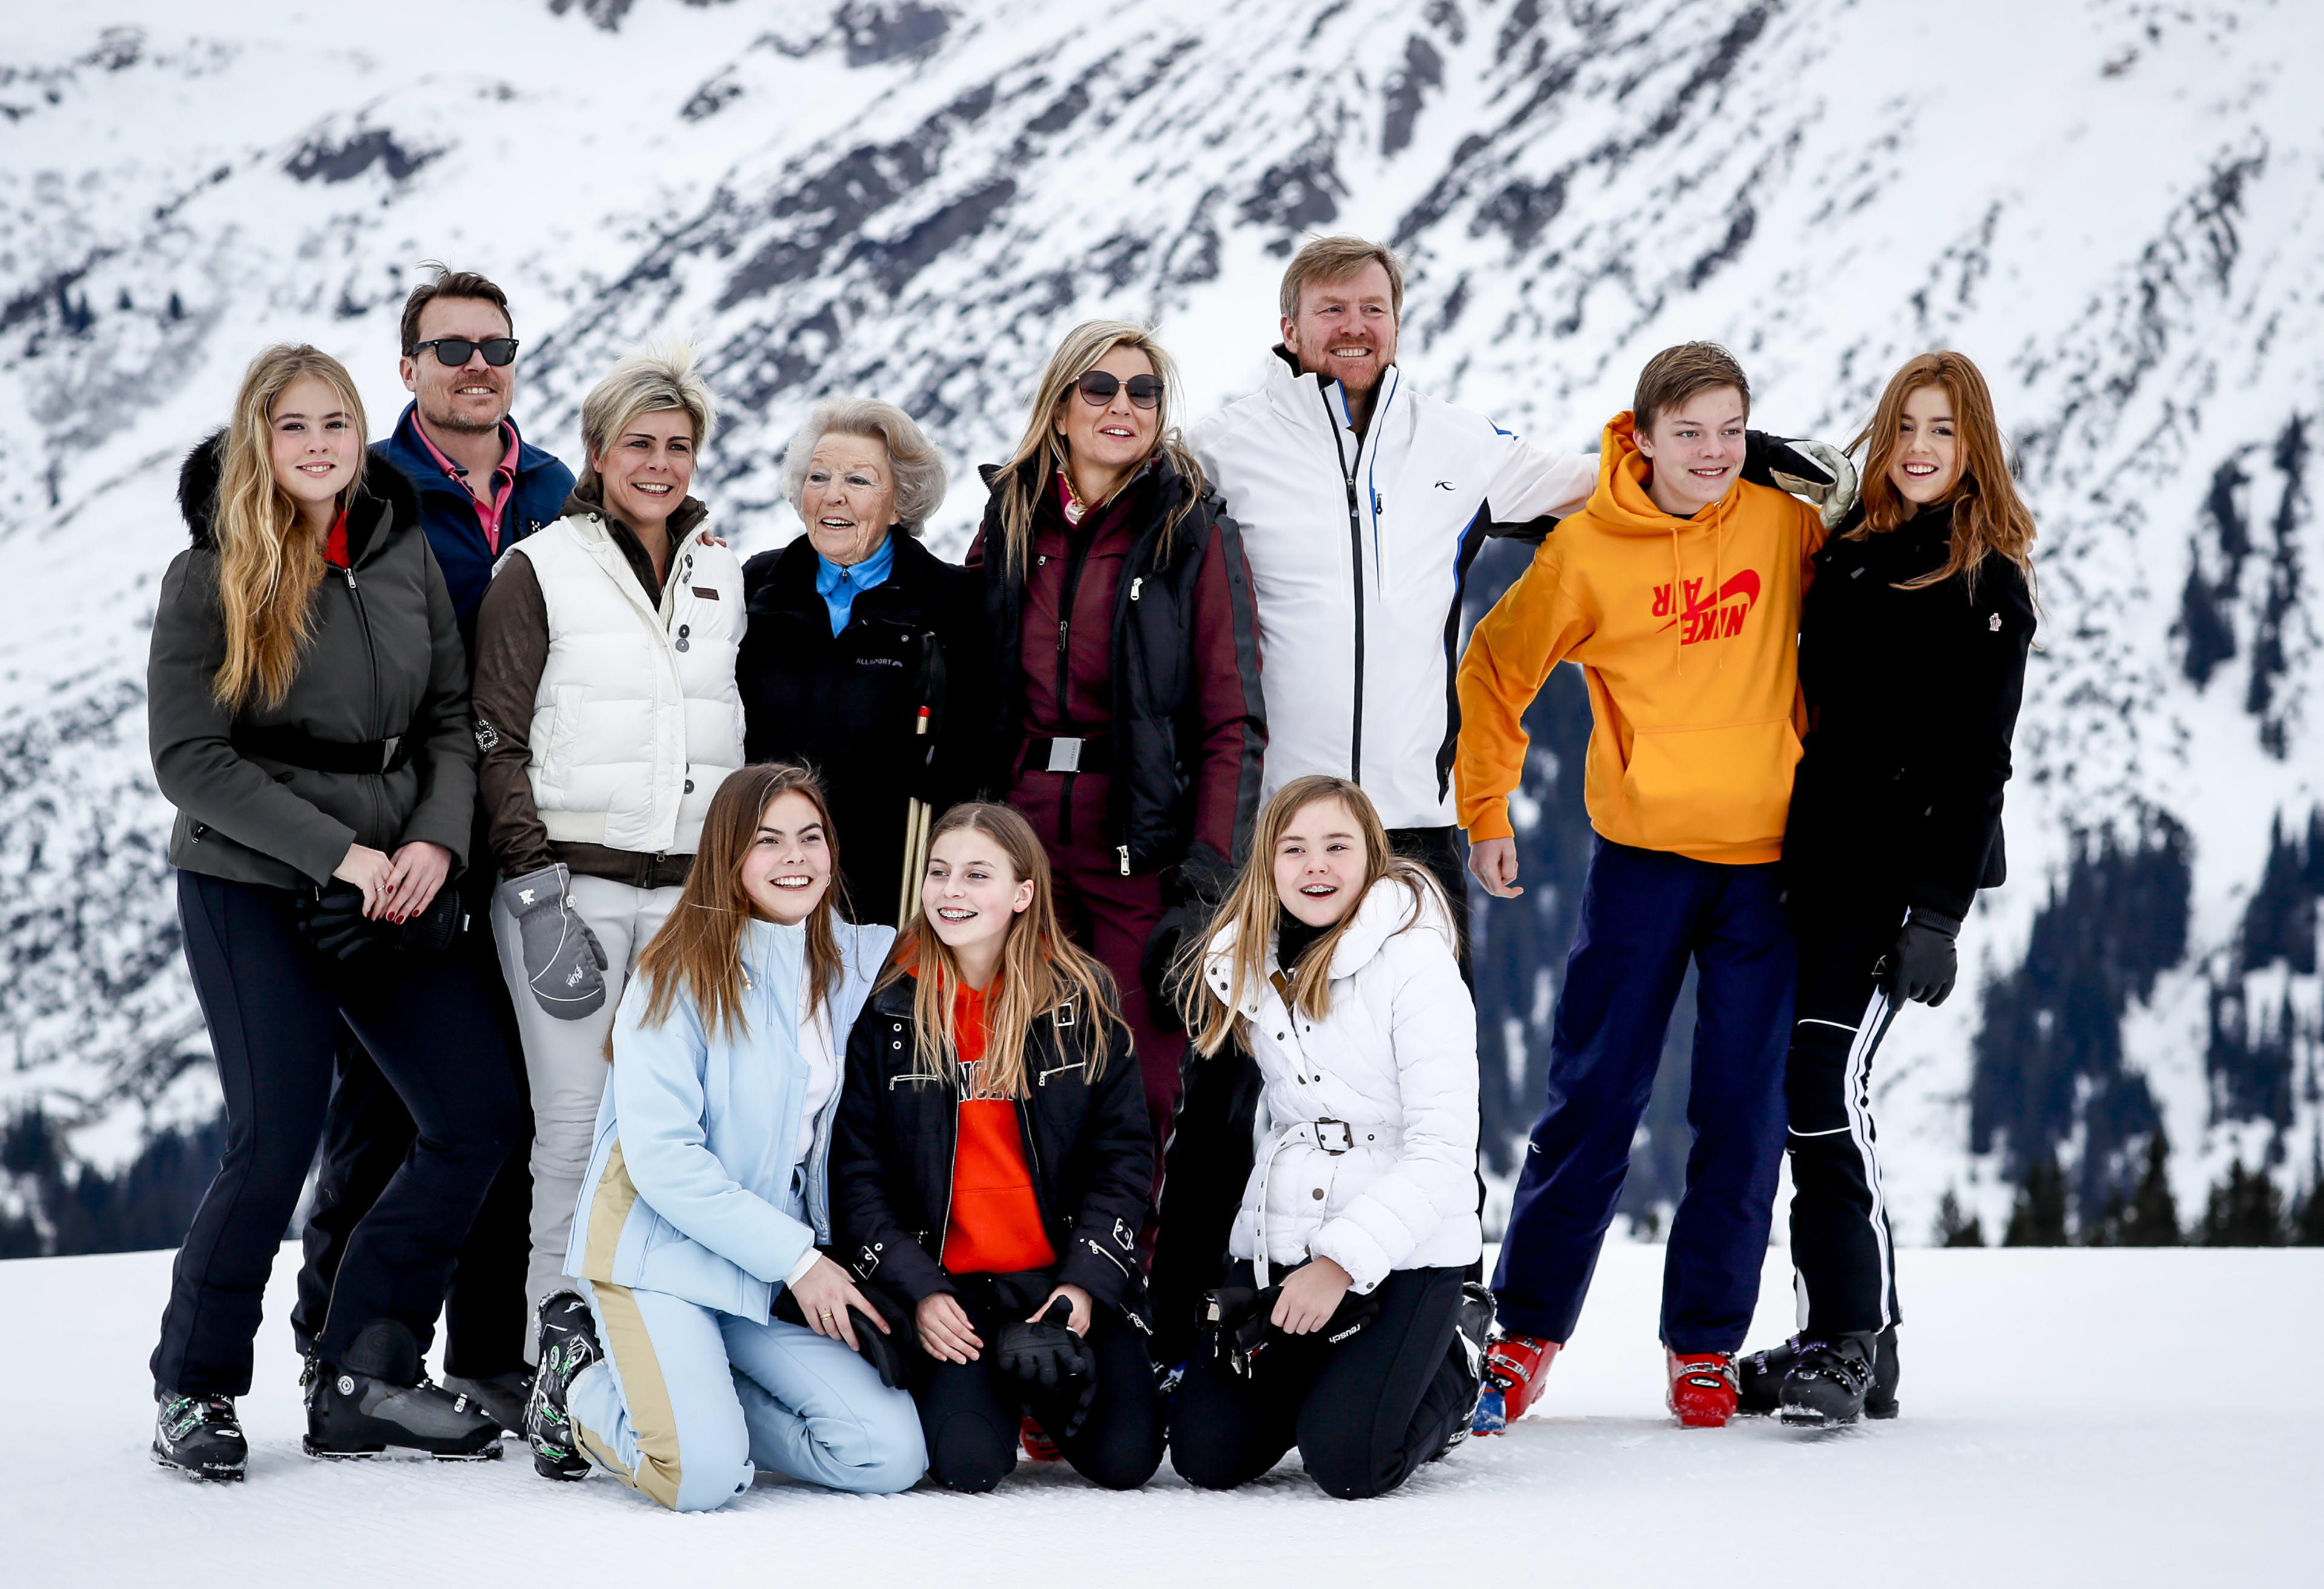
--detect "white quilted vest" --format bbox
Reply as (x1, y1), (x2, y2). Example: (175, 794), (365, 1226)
(511, 512), (745, 857)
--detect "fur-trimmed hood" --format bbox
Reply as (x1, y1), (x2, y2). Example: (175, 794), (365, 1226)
(175, 429), (421, 554)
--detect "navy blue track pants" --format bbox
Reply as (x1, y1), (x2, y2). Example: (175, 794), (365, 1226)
(1491, 838), (1793, 1354)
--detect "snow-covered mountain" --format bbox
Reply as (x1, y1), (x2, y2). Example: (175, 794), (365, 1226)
(3, 0), (2319, 1251)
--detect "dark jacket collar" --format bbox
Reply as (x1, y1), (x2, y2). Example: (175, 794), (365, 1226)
(379, 402), (566, 496)
(976, 450), (1191, 533)
(755, 528), (936, 613)
(176, 430), (419, 565)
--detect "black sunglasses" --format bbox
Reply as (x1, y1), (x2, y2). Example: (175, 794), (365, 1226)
(409, 336), (520, 367)
(1075, 370), (1163, 409)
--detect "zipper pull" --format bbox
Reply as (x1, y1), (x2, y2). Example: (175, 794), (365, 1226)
(1371, 489), (1382, 518)
(1129, 576), (1143, 602)
(343, 567), (357, 590)
(1057, 619), (1069, 653)
(1116, 844), (1130, 876)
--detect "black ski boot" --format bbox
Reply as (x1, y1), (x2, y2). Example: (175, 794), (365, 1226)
(1430, 1282), (1498, 1462)
(153, 1390), (246, 1482)
(525, 1291), (603, 1481)
(442, 1369), (533, 1435)
(1738, 1324), (1900, 1419)
(1777, 1332), (1880, 1426)
(304, 1320), (504, 1459)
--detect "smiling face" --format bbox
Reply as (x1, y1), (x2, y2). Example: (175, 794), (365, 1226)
(802, 431), (896, 566)
(1635, 386), (1747, 518)
(593, 407), (696, 531)
(1888, 384), (1961, 508)
(400, 295), (514, 437)
(1282, 261), (1400, 401)
(741, 789), (832, 926)
(922, 827), (1034, 961)
(1272, 796), (1371, 929)
(269, 374), (364, 522)
(1052, 344), (1160, 482)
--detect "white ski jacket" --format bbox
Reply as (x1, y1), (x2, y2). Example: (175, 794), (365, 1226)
(1186, 353), (1594, 830)
(508, 512), (744, 857)
(1201, 873), (1482, 1292)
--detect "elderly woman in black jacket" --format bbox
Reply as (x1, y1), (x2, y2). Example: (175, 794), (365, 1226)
(144, 344), (522, 1479)
(738, 398), (984, 927)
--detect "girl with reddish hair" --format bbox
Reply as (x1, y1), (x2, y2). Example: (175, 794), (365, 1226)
(1741, 351), (2038, 1426)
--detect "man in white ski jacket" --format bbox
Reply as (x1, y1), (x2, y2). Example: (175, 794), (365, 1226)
(1184, 236), (1594, 924)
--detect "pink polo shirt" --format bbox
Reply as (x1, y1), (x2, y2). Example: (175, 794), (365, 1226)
(413, 418), (522, 555)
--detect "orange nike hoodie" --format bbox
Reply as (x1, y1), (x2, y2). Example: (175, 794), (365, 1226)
(1456, 410), (1826, 866)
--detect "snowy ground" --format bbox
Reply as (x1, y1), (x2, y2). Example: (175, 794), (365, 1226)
(3, 1245), (2314, 1587)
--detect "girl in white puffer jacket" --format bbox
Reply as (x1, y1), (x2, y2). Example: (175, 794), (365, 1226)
(1167, 774), (1486, 1500)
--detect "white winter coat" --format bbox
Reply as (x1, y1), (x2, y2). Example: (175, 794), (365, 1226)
(509, 512), (745, 857)
(1185, 355), (1594, 830)
(1201, 873), (1482, 1292)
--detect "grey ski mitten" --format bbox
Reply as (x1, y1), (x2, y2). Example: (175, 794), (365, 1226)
(496, 863), (609, 1020)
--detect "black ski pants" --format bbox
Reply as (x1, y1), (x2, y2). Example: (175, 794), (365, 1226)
(910, 1282), (1165, 1493)
(152, 872), (523, 1397)
(1785, 886), (1909, 1337)
(1169, 1263), (1469, 1501)
(1388, 826), (1472, 984)
(289, 861), (533, 1380)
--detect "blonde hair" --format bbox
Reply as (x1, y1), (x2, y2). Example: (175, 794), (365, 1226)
(992, 320), (1205, 579)
(1185, 775), (1442, 1057)
(782, 397), (948, 535)
(576, 342), (718, 498)
(1849, 350), (2038, 599)
(208, 344), (370, 712)
(1278, 235), (1406, 323)
(633, 764), (849, 1044)
(885, 802), (1114, 1099)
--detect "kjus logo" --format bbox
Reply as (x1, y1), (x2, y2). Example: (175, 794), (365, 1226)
(1653, 570), (1761, 645)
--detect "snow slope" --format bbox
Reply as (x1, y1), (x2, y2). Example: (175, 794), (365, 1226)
(3, 1243), (2314, 1586)
(3, 0), (2323, 1237)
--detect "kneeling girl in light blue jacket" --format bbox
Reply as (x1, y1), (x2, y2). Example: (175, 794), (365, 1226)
(524, 763), (926, 1510)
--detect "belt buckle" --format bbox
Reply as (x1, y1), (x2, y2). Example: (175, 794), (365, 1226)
(1045, 736), (1083, 774)
(378, 735), (402, 772)
(1315, 1118), (1353, 1155)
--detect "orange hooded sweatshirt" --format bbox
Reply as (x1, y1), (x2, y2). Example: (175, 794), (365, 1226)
(1456, 411), (1826, 866)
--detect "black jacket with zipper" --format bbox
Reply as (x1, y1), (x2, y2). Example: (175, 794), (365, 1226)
(149, 434), (477, 892)
(830, 975), (1155, 1323)
(970, 452), (1264, 900)
(737, 531), (988, 926)
(1784, 498), (2037, 918)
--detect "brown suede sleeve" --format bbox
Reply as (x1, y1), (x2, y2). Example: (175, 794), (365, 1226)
(469, 550), (555, 881)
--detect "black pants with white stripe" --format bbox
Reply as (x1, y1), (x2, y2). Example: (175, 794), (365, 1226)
(1785, 889), (1909, 1338)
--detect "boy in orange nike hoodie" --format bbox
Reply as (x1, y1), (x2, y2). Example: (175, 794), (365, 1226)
(1456, 343), (1827, 1429)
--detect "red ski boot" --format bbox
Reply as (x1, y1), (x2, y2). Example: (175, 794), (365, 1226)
(1666, 1349), (1739, 1428)
(1472, 1334), (1561, 1433)
(1020, 1415), (1062, 1461)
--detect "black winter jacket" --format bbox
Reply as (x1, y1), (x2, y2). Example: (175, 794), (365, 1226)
(149, 435), (478, 891)
(737, 533), (988, 926)
(1784, 499), (2037, 918)
(972, 453), (1265, 900)
(831, 976), (1155, 1324)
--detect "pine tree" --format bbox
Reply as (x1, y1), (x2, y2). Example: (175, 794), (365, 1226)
(2003, 1154), (2070, 1246)
(1934, 1189), (1986, 1248)
(2119, 1129), (2182, 1246)
(2198, 1162), (2287, 1246)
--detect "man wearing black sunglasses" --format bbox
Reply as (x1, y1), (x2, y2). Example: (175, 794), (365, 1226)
(287, 265), (576, 1437)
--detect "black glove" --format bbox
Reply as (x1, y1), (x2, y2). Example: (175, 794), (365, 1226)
(1885, 907), (1961, 1006)
(294, 883), (398, 962)
(995, 1297), (1097, 1435)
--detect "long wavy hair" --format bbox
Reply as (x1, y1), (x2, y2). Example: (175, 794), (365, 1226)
(634, 764), (847, 1044)
(208, 344), (369, 711)
(884, 801), (1114, 1099)
(1848, 350), (2038, 599)
(1185, 775), (1442, 1057)
(992, 320), (1206, 579)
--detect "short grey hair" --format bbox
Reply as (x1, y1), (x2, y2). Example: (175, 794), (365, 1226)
(782, 397), (948, 535)
(577, 342), (718, 492)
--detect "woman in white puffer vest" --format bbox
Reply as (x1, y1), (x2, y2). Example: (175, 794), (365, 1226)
(470, 344), (745, 1340)
(1168, 774), (1488, 1500)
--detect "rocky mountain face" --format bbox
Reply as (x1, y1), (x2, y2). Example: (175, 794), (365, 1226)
(2, 0), (2319, 1254)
